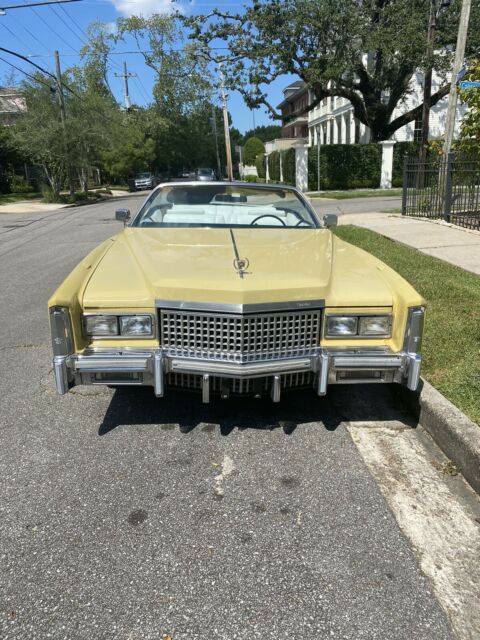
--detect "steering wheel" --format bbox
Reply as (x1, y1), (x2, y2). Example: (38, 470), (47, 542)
(295, 219), (312, 227)
(250, 214), (286, 226)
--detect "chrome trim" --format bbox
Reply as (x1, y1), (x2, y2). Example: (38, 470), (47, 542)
(202, 374), (210, 404)
(50, 307), (74, 357)
(332, 355), (404, 368)
(169, 356), (313, 378)
(75, 355), (151, 372)
(271, 375), (281, 403)
(155, 299), (325, 314)
(53, 355), (69, 395)
(82, 312), (157, 340)
(407, 353), (422, 390)
(404, 306), (425, 354)
(154, 351), (164, 397)
(317, 352), (329, 396)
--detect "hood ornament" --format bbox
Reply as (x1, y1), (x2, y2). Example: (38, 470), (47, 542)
(229, 230), (251, 279)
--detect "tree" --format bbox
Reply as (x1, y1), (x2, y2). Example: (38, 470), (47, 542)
(189, 0), (480, 142)
(243, 136), (265, 165)
(458, 59), (480, 155)
(239, 124), (282, 144)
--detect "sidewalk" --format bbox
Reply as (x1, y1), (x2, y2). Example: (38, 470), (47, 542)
(0, 189), (130, 215)
(338, 212), (480, 276)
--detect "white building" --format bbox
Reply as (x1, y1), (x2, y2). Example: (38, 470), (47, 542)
(308, 69), (465, 146)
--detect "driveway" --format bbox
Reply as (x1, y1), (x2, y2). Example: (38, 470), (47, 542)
(0, 196), (478, 640)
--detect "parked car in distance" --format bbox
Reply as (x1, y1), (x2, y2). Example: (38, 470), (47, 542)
(134, 172), (155, 191)
(49, 182), (425, 403)
(195, 167), (216, 182)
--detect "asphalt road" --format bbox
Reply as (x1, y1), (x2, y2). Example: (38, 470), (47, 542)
(0, 195), (475, 639)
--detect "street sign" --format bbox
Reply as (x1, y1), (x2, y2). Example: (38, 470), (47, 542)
(459, 80), (480, 89)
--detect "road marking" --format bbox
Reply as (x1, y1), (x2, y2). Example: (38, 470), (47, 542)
(349, 425), (480, 640)
(213, 455), (235, 498)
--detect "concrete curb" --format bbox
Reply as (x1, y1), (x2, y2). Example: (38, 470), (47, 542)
(399, 379), (480, 494)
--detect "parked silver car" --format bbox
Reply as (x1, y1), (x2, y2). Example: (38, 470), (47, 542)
(195, 168), (216, 182)
(134, 172), (154, 190)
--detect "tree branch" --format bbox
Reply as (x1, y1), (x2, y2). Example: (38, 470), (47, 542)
(385, 83), (451, 136)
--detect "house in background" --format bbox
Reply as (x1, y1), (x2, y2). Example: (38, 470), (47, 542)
(307, 69), (465, 146)
(0, 87), (26, 126)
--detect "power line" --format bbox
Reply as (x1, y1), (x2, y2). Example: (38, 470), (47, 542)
(26, 1), (78, 54)
(0, 0), (81, 10)
(0, 55), (55, 90)
(0, 46), (82, 98)
(0, 21), (34, 55)
(49, 4), (85, 45)
(58, 2), (88, 41)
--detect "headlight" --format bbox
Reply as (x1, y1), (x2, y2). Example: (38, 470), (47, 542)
(325, 314), (392, 338)
(119, 315), (152, 336)
(358, 316), (392, 336)
(326, 316), (358, 336)
(84, 315), (118, 336)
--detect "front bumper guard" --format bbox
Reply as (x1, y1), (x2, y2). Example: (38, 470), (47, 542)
(53, 348), (422, 403)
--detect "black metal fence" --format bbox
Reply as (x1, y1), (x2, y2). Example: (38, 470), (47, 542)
(402, 154), (480, 231)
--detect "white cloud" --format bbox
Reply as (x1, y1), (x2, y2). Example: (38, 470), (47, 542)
(111, 0), (192, 18)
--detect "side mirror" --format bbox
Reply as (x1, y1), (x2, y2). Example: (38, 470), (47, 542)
(323, 213), (338, 229)
(115, 208), (130, 226)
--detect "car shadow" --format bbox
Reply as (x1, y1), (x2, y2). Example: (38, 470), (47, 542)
(98, 383), (419, 437)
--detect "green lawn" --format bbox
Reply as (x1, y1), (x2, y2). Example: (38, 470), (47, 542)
(308, 188), (402, 199)
(333, 225), (480, 425)
(0, 191), (41, 205)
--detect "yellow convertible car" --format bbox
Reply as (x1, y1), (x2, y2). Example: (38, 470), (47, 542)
(49, 182), (425, 403)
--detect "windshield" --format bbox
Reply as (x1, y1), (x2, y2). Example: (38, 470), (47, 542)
(136, 173), (151, 179)
(132, 184), (319, 229)
(197, 168), (213, 175)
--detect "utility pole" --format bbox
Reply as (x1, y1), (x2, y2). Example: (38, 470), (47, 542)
(210, 103), (222, 180)
(54, 49), (74, 196)
(115, 62), (136, 110)
(219, 65), (233, 181)
(418, 0), (437, 166)
(442, 0), (471, 158)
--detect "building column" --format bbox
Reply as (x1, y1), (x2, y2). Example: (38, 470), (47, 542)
(279, 152), (284, 183)
(294, 144), (308, 192)
(379, 141), (395, 189)
(265, 153), (270, 183)
(308, 128), (313, 147)
(349, 114), (356, 145)
(340, 115), (347, 144)
(333, 118), (338, 144)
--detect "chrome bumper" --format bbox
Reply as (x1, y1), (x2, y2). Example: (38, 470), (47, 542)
(53, 348), (422, 402)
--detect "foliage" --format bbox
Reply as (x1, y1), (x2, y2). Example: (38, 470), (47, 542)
(239, 125), (282, 144)
(308, 144), (381, 190)
(333, 225), (480, 425)
(458, 59), (480, 156)
(281, 148), (296, 185)
(255, 153), (266, 179)
(243, 136), (265, 165)
(190, 0), (480, 142)
(267, 151), (280, 181)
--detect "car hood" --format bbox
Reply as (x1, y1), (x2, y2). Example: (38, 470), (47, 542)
(82, 227), (395, 309)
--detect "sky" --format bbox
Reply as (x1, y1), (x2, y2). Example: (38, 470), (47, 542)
(0, 0), (293, 133)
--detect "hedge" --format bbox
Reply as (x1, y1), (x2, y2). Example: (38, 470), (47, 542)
(243, 137), (265, 165)
(308, 143), (382, 190)
(268, 151), (281, 182)
(255, 153), (266, 179)
(281, 148), (296, 185)
(392, 141), (420, 187)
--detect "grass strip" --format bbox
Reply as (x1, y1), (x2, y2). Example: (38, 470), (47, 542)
(333, 225), (480, 425)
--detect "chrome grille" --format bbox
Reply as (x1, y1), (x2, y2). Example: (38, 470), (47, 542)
(160, 309), (321, 362)
(166, 372), (314, 394)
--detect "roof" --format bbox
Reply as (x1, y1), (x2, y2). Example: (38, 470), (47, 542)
(277, 81), (309, 110)
(0, 88), (26, 115)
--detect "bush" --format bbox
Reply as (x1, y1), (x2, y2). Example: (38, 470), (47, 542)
(308, 143), (382, 190)
(243, 137), (265, 165)
(255, 153), (266, 179)
(281, 148), (296, 185)
(244, 175), (264, 183)
(268, 151), (281, 181)
(10, 174), (35, 193)
(392, 141), (420, 187)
